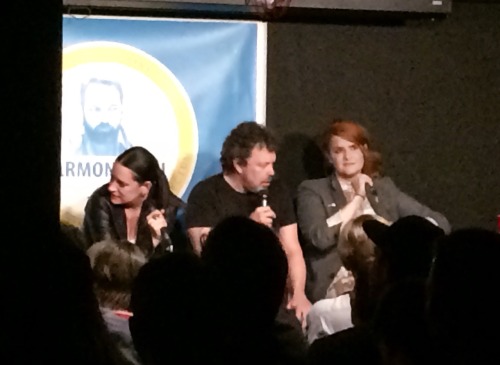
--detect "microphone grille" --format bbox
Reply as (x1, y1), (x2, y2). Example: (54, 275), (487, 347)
(259, 188), (269, 207)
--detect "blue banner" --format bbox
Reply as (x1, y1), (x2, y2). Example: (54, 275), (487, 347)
(61, 15), (264, 214)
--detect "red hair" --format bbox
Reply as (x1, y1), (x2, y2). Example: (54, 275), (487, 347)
(320, 120), (382, 177)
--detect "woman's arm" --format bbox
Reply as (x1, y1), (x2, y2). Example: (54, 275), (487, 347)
(82, 192), (112, 246)
(296, 181), (341, 251)
(296, 181), (365, 251)
(384, 177), (451, 233)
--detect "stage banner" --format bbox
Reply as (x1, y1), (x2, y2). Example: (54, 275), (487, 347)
(61, 15), (266, 217)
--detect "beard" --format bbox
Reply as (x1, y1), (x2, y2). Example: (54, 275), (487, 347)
(83, 121), (120, 144)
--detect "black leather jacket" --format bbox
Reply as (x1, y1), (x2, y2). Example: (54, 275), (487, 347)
(82, 184), (185, 257)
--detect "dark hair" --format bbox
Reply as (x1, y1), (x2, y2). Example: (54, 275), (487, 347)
(115, 146), (183, 211)
(60, 222), (88, 252)
(320, 119), (382, 177)
(220, 121), (277, 173)
(87, 239), (147, 310)
(372, 280), (430, 364)
(24, 232), (130, 364)
(427, 228), (500, 363)
(129, 252), (216, 365)
(202, 216), (288, 328)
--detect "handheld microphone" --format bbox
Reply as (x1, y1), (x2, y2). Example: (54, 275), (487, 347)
(259, 188), (269, 207)
(367, 183), (378, 203)
(146, 202), (173, 253)
(259, 175), (272, 207)
(160, 227), (174, 253)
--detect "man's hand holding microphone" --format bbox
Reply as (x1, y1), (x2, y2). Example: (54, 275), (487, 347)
(249, 189), (276, 228)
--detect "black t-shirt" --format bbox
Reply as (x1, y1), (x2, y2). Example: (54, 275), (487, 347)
(185, 174), (296, 231)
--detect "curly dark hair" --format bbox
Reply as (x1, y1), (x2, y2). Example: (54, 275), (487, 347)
(220, 121), (277, 173)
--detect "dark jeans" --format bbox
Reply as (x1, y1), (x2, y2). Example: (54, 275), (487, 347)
(273, 301), (309, 365)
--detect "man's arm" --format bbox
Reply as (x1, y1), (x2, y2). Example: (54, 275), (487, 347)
(278, 223), (311, 324)
(187, 227), (211, 256)
(185, 178), (217, 255)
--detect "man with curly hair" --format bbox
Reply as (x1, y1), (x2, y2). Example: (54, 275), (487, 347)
(186, 121), (311, 326)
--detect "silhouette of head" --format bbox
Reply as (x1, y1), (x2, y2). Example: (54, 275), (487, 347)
(202, 216), (288, 329)
(129, 252), (215, 365)
(363, 215), (444, 283)
(427, 228), (500, 364)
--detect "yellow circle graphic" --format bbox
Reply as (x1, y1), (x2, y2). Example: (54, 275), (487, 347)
(63, 41), (198, 197)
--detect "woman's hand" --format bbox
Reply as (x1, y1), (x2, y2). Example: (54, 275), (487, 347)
(146, 209), (168, 247)
(351, 173), (373, 198)
(326, 266), (355, 298)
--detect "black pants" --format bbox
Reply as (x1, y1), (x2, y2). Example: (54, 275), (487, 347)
(272, 301), (309, 365)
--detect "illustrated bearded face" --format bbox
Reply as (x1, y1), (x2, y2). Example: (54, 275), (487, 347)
(82, 82), (123, 134)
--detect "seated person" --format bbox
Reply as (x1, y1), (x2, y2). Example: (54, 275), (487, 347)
(129, 251), (217, 365)
(427, 228), (500, 364)
(372, 280), (430, 365)
(296, 119), (450, 303)
(185, 121), (311, 324)
(201, 216), (308, 365)
(87, 239), (147, 365)
(308, 215), (444, 365)
(306, 214), (384, 343)
(17, 230), (129, 364)
(82, 146), (185, 258)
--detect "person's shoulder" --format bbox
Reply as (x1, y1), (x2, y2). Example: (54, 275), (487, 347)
(168, 193), (186, 210)
(87, 183), (110, 201)
(85, 184), (110, 209)
(192, 173), (223, 189)
(187, 174), (222, 199)
(298, 176), (330, 190)
(373, 175), (396, 189)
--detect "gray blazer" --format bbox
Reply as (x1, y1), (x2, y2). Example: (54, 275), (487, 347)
(296, 174), (450, 303)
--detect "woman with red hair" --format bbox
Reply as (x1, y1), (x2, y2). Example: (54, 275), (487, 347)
(297, 120), (450, 304)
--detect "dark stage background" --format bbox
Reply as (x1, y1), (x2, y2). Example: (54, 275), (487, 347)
(266, 1), (500, 231)
(5, 0), (499, 237)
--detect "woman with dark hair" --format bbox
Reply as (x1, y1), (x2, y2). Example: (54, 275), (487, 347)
(297, 120), (450, 303)
(83, 146), (185, 258)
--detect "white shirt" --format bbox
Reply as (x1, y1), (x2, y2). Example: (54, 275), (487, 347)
(306, 294), (353, 344)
